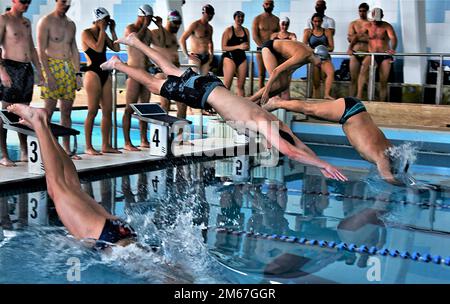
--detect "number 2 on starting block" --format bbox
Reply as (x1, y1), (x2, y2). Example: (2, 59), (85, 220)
(28, 137), (45, 175)
(149, 124), (168, 157)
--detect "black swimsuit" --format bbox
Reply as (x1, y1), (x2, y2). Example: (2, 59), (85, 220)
(261, 40), (283, 59)
(95, 218), (137, 250)
(222, 26), (248, 67)
(81, 46), (110, 87)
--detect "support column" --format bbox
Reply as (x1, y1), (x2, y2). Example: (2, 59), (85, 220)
(400, 0), (427, 84)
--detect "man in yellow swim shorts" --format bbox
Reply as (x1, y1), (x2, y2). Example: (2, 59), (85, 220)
(37, 0), (82, 159)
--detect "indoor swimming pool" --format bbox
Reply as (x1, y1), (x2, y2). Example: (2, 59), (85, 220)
(1, 148), (449, 284)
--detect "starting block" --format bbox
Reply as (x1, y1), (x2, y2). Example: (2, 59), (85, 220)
(0, 110), (80, 175)
(131, 104), (191, 157)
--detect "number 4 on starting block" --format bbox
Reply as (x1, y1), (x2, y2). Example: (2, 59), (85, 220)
(150, 124), (168, 157)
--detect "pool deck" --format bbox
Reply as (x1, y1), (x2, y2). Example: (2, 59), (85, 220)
(0, 138), (247, 193)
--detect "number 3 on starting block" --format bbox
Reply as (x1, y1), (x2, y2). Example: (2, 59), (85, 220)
(28, 137), (45, 175)
(149, 124), (168, 157)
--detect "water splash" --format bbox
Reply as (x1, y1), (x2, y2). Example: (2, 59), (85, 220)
(385, 142), (418, 174)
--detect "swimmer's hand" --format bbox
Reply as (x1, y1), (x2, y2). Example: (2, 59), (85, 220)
(320, 164), (348, 182)
(0, 68), (12, 88)
(45, 73), (57, 90)
(36, 72), (45, 87)
(386, 49), (396, 55)
(188, 53), (201, 64)
(346, 48), (354, 56)
(260, 89), (270, 106)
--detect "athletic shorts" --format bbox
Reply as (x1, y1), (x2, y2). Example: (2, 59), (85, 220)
(40, 57), (77, 101)
(0, 59), (34, 104)
(159, 68), (224, 110)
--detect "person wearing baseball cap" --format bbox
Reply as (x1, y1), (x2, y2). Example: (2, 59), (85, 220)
(80, 7), (121, 155)
(348, 6), (397, 101)
(121, 4), (165, 151)
(150, 9), (189, 127)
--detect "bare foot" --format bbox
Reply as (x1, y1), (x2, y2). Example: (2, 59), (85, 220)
(7, 104), (48, 129)
(100, 55), (122, 71)
(263, 97), (282, 112)
(124, 144), (141, 152)
(114, 33), (139, 47)
(70, 154), (82, 160)
(85, 148), (102, 156)
(0, 157), (16, 167)
(102, 147), (122, 154)
(140, 142), (150, 149)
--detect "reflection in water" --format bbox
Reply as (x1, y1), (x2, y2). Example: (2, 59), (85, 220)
(1, 155), (450, 283)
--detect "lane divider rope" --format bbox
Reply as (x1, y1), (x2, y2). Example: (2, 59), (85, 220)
(214, 227), (450, 267)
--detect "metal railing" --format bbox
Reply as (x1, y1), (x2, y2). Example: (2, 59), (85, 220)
(106, 50), (449, 149)
(237, 50), (449, 104)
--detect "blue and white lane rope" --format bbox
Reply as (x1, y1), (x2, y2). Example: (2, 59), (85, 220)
(214, 227), (450, 267)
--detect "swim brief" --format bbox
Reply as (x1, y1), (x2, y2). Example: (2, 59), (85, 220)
(95, 218), (137, 250)
(193, 53), (210, 65)
(0, 59), (34, 104)
(159, 68), (225, 110)
(339, 96), (367, 124)
(40, 57), (77, 101)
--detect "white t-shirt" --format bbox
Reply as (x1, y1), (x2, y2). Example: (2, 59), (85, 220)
(304, 15), (336, 30)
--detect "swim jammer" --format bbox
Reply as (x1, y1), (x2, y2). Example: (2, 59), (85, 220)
(159, 68), (225, 110)
(95, 218), (137, 250)
(339, 97), (367, 124)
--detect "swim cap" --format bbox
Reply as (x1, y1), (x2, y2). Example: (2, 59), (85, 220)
(138, 4), (153, 17)
(368, 7), (383, 21)
(280, 16), (290, 24)
(168, 10), (182, 22)
(93, 7), (110, 21)
(314, 45), (331, 61)
(202, 4), (215, 15)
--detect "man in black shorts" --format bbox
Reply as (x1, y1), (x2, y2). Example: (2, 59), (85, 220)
(0, 0), (44, 166)
(100, 33), (348, 182)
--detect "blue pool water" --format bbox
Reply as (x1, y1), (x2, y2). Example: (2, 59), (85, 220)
(1, 149), (450, 283)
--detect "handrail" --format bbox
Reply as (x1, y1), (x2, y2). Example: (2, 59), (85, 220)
(76, 50), (449, 149)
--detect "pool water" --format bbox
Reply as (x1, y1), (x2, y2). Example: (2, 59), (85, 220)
(1, 150), (449, 284)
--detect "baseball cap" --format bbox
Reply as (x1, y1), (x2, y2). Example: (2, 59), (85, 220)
(138, 4), (153, 17)
(202, 4), (215, 15)
(93, 7), (110, 21)
(168, 10), (182, 22)
(368, 7), (383, 21)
